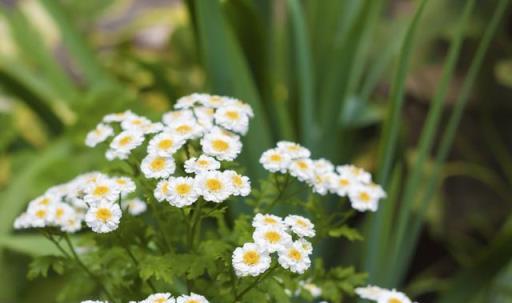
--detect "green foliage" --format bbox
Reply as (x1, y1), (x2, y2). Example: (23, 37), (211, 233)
(28, 255), (67, 280)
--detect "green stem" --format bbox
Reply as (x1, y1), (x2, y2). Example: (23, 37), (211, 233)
(63, 234), (116, 303)
(146, 194), (172, 252)
(233, 264), (278, 302)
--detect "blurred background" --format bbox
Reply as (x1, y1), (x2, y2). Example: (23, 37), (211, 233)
(0, 0), (512, 302)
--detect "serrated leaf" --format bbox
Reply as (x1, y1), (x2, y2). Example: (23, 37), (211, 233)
(328, 225), (363, 241)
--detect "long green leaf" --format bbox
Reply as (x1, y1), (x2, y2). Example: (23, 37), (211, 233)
(389, 0), (476, 285)
(191, 0), (272, 178)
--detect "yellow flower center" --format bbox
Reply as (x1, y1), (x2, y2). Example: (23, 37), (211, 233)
(242, 250), (260, 265)
(339, 178), (350, 186)
(270, 154), (282, 162)
(150, 157), (167, 171)
(116, 179), (127, 185)
(94, 185), (109, 196)
(288, 248), (302, 261)
(39, 198), (50, 205)
(288, 145), (300, 151)
(162, 182), (169, 194)
(158, 139), (173, 150)
(95, 208), (113, 222)
(296, 219), (308, 228)
(264, 231), (281, 243)
(186, 300), (199, 303)
(176, 124), (192, 134)
(297, 161), (308, 170)
(35, 209), (46, 219)
(56, 208), (64, 219)
(206, 178), (222, 192)
(119, 136), (133, 146)
(197, 159), (209, 167)
(225, 110), (240, 120)
(232, 175), (243, 187)
(388, 299), (403, 303)
(176, 183), (192, 195)
(264, 217), (277, 224)
(131, 119), (143, 125)
(154, 298), (167, 303)
(212, 139), (229, 152)
(359, 192), (371, 202)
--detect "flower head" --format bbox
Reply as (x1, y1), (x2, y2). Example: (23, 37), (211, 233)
(196, 171), (233, 203)
(141, 154), (176, 179)
(252, 214), (286, 230)
(232, 243), (271, 277)
(277, 241), (311, 274)
(253, 225), (292, 253)
(224, 170), (251, 196)
(214, 105), (250, 135)
(166, 176), (199, 207)
(122, 198), (147, 216)
(85, 201), (122, 233)
(142, 292), (175, 303)
(148, 132), (185, 156)
(176, 293), (209, 303)
(260, 148), (291, 173)
(200, 129), (242, 161)
(85, 123), (113, 147)
(284, 215), (315, 238)
(184, 155), (220, 174)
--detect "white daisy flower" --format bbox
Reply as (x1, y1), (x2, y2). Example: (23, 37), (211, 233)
(113, 177), (136, 196)
(106, 148), (129, 161)
(253, 225), (292, 253)
(223, 97), (254, 117)
(60, 214), (83, 233)
(232, 243), (271, 277)
(336, 164), (372, 184)
(142, 292), (175, 303)
(224, 170), (251, 196)
(277, 241), (311, 274)
(296, 238), (313, 255)
(313, 158), (335, 174)
(355, 285), (388, 301)
(329, 172), (356, 196)
(141, 154), (176, 179)
(200, 129), (242, 161)
(377, 290), (412, 303)
(13, 213), (31, 230)
(147, 132), (185, 156)
(308, 172), (332, 195)
(176, 293), (209, 303)
(201, 95), (227, 108)
(214, 105), (250, 135)
(276, 141), (311, 159)
(196, 171), (233, 203)
(121, 115), (152, 131)
(259, 148), (291, 173)
(85, 123), (113, 147)
(194, 106), (215, 129)
(27, 204), (53, 228)
(122, 198), (147, 216)
(184, 155), (221, 174)
(103, 110), (135, 123)
(252, 214), (286, 230)
(109, 130), (145, 158)
(175, 93), (207, 109)
(289, 158), (315, 182)
(154, 179), (171, 202)
(162, 109), (195, 125)
(165, 120), (204, 140)
(85, 201), (122, 233)
(166, 176), (199, 207)
(84, 176), (120, 205)
(52, 202), (74, 225)
(284, 215), (315, 238)
(348, 183), (385, 212)
(28, 193), (57, 209)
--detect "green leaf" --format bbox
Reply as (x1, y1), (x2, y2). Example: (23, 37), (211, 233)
(27, 255), (66, 280)
(139, 254), (174, 283)
(328, 225), (363, 241)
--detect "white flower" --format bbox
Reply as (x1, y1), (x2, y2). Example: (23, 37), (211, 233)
(313, 158), (335, 174)
(224, 170), (251, 196)
(60, 214), (83, 233)
(162, 109), (195, 125)
(165, 120), (204, 140)
(277, 141), (311, 159)
(296, 238), (313, 255)
(253, 226), (292, 253)
(259, 148), (291, 173)
(284, 215), (315, 238)
(122, 198), (147, 216)
(348, 183), (385, 212)
(214, 105), (250, 135)
(289, 158), (314, 182)
(154, 179), (171, 202)
(196, 171), (233, 203)
(85, 201), (122, 233)
(232, 243), (271, 277)
(13, 213), (31, 230)
(307, 172), (332, 195)
(184, 155), (221, 174)
(336, 164), (372, 183)
(52, 202), (74, 225)
(142, 292), (175, 303)
(277, 241), (311, 274)
(200, 95), (227, 108)
(121, 115), (152, 131)
(175, 93), (207, 109)
(355, 285), (388, 301)
(113, 177), (136, 196)
(329, 173), (356, 196)
(103, 110), (135, 123)
(141, 154), (176, 179)
(252, 214), (286, 230)
(200, 129), (242, 161)
(147, 132), (185, 156)
(176, 293), (209, 303)
(28, 193), (57, 209)
(194, 106), (215, 129)
(377, 290), (412, 303)
(166, 176), (199, 207)
(109, 130), (145, 158)
(85, 123), (113, 147)
(26, 204), (53, 228)
(84, 176), (120, 205)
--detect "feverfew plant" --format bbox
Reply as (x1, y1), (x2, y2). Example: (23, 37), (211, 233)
(12, 93), (402, 303)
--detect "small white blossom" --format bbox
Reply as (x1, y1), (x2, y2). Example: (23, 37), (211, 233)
(196, 171), (233, 203)
(122, 198), (147, 216)
(252, 214), (286, 230)
(277, 141), (311, 159)
(214, 105), (250, 135)
(284, 215), (315, 238)
(141, 154), (176, 179)
(232, 243), (271, 277)
(147, 132), (185, 156)
(277, 241), (311, 274)
(224, 170), (251, 196)
(166, 176), (199, 207)
(85, 123), (113, 147)
(85, 201), (122, 233)
(260, 148), (291, 173)
(176, 293), (209, 303)
(184, 155), (220, 174)
(253, 225), (292, 253)
(200, 129), (242, 161)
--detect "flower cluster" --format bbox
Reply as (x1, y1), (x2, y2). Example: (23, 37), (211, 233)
(355, 285), (417, 303)
(260, 141), (386, 212)
(13, 172), (145, 234)
(232, 213), (315, 276)
(85, 94), (253, 207)
(83, 292), (209, 303)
